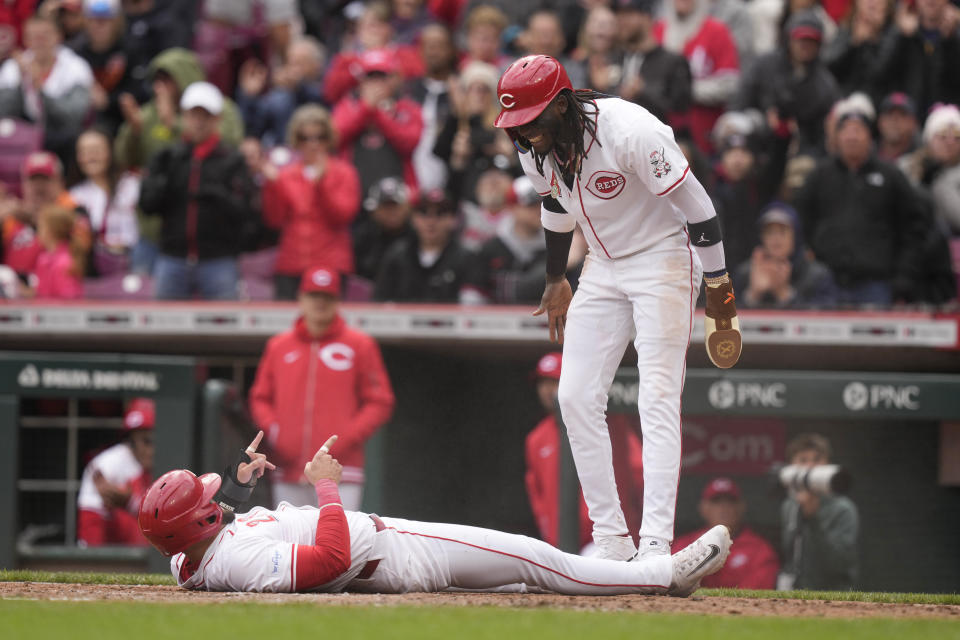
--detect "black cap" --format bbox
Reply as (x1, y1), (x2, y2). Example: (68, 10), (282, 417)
(418, 187), (457, 214)
(364, 177), (410, 211)
(879, 92), (916, 117)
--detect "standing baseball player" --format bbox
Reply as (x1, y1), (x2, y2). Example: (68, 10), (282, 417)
(493, 55), (741, 561)
(138, 431), (731, 595)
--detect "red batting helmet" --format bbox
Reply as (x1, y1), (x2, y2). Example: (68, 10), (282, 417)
(138, 470), (223, 556)
(494, 55), (573, 130)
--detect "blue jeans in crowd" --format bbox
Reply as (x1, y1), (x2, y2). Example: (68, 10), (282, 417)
(153, 254), (239, 300)
(131, 238), (160, 275)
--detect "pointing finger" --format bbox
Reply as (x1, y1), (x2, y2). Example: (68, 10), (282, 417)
(318, 435), (338, 454)
(246, 430), (264, 454)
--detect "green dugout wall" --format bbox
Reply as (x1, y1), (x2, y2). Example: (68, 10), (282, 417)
(0, 353), (198, 571)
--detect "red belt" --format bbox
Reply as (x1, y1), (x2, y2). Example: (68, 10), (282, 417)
(356, 514), (386, 580)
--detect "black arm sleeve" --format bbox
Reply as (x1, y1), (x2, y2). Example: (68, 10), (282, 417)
(544, 229), (574, 279)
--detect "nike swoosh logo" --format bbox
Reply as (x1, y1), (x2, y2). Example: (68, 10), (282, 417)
(688, 544), (721, 576)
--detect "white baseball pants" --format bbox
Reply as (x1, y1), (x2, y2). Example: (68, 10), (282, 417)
(348, 516), (672, 594)
(558, 231), (701, 544)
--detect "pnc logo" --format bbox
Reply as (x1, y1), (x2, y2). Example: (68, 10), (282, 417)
(585, 171), (626, 199)
(499, 93), (516, 109)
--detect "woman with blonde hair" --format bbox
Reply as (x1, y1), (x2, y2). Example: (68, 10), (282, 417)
(261, 104), (361, 299)
(30, 205), (85, 299)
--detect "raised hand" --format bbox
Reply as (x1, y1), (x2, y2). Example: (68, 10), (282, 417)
(304, 435), (342, 485)
(237, 430), (277, 484)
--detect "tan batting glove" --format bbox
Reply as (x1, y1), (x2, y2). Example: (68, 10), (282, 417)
(704, 273), (742, 369)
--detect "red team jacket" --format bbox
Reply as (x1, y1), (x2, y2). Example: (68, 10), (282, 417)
(331, 96), (423, 197)
(525, 414), (645, 548)
(261, 158), (362, 276)
(249, 315), (395, 483)
(653, 17), (739, 153)
(673, 526), (779, 589)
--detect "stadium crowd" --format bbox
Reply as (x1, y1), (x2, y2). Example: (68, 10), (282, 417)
(0, 0), (958, 307)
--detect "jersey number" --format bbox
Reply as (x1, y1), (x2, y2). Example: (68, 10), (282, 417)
(238, 515), (278, 527)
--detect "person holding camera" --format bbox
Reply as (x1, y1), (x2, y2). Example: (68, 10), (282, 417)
(778, 433), (859, 591)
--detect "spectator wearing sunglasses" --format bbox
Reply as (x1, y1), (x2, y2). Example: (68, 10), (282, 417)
(261, 104), (361, 300)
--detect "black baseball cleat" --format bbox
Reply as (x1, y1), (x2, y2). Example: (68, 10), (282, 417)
(667, 525), (732, 597)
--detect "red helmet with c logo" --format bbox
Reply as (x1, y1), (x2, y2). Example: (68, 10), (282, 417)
(494, 55), (573, 130)
(138, 469), (223, 556)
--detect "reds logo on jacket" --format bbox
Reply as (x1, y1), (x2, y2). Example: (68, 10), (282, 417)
(249, 315), (395, 482)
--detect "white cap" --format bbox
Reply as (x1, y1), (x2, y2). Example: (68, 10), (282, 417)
(923, 104), (960, 143)
(180, 81), (223, 116)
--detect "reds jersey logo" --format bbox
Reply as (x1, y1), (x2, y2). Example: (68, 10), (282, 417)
(319, 343), (355, 371)
(585, 171), (626, 199)
(649, 148), (672, 179)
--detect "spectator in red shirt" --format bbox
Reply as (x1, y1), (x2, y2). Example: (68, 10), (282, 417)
(322, 0), (424, 106)
(654, 0), (740, 152)
(1, 152), (88, 284)
(524, 352), (645, 553)
(249, 266), (395, 511)
(76, 398), (155, 547)
(0, 0), (37, 61)
(261, 104), (361, 300)
(673, 477), (779, 589)
(332, 48), (424, 202)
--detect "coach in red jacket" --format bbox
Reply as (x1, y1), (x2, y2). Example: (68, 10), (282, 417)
(262, 105), (362, 300)
(249, 266), (395, 510)
(673, 477), (779, 589)
(524, 353), (645, 552)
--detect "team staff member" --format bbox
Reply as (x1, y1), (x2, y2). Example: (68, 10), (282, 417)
(77, 398), (155, 547)
(494, 55), (741, 562)
(249, 265), (395, 511)
(138, 431), (732, 595)
(673, 477), (779, 589)
(525, 352), (645, 551)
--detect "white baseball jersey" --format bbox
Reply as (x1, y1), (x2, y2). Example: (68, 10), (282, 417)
(519, 97), (691, 259)
(171, 503), (674, 595)
(172, 503), (376, 592)
(77, 443), (144, 514)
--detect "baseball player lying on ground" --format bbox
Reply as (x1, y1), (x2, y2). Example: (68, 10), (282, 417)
(139, 432), (731, 595)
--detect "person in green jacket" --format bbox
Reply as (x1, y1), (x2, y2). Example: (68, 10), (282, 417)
(113, 48), (244, 273)
(778, 433), (859, 591)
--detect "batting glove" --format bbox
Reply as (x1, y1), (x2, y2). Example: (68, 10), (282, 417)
(704, 272), (742, 369)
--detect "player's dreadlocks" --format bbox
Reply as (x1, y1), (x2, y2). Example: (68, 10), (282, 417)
(530, 89), (610, 179)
